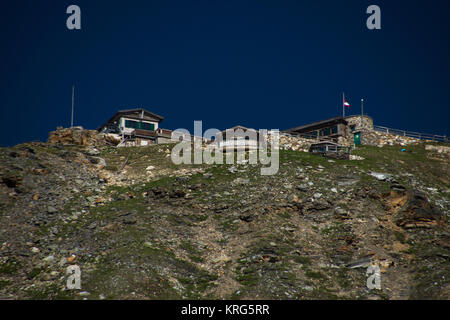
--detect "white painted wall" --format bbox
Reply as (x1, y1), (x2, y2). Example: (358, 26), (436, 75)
(218, 138), (258, 148)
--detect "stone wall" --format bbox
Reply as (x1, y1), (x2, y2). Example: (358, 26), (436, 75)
(360, 128), (422, 147)
(277, 128), (425, 151)
(425, 144), (450, 154)
(275, 115), (440, 150)
(345, 115), (374, 131)
(337, 135), (353, 147)
(279, 134), (317, 152)
(157, 136), (176, 144)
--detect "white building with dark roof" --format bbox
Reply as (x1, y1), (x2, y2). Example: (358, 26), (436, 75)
(97, 108), (172, 146)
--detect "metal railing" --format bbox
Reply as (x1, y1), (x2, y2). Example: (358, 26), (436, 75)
(310, 144), (351, 154)
(373, 125), (448, 143)
(117, 137), (132, 147)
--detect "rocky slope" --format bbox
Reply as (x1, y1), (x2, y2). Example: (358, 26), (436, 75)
(0, 141), (448, 299)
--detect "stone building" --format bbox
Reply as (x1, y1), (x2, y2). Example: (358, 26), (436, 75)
(280, 113), (440, 150)
(345, 115), (374, 132)
(284, 115), (374, 146)
(344, 115), (374, 146)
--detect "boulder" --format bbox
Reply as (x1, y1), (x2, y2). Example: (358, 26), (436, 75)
(394, 190), (445, 229)
(425, 145), (450, 155)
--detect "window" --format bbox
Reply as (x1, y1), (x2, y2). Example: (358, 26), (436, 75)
(320, 127), (331, 136)
(125, 120), (155, 131)
(125, 120), (136, 129)
(141, 122), (155, 131)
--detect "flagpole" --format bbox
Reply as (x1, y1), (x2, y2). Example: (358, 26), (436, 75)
(342, 92), (345, 118)
(71, 85), (75, 128)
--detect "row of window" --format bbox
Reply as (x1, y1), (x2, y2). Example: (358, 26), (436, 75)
(319, 125), (338, 136)
(125, 120), (155, 131)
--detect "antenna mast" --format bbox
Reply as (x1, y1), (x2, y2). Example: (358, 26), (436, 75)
(361, 98), (364, 129)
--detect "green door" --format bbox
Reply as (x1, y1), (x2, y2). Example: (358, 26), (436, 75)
(354, 132), (361, 146)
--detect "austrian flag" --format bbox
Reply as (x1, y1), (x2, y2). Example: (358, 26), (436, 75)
(344, 99), (350, 108)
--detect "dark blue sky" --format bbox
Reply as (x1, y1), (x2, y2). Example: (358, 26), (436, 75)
(1, 0), (449, 146)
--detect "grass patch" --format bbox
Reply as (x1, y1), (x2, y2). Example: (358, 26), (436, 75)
(0, 259), (20, 275)
(0, 279), (12, 289)
(292, 255), (311, 265)
(25, 283), (74, 300)
(304, 269), (327, 280)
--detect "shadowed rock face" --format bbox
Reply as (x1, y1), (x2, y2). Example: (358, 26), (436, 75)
(395, 190), (445, 229)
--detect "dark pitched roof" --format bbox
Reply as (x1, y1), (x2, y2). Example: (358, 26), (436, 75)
(284, 116), (348, 133)
(118, 108), (164, 120)
(97, 108), (164, 131)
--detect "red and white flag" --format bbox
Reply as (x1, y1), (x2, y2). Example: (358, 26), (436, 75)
(343, 98), (350, 108)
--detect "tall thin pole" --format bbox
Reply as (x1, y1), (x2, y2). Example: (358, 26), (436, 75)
(71, 85), (75, 128)
(342, 92), (345, 118)
(361, 98), (364, 128)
